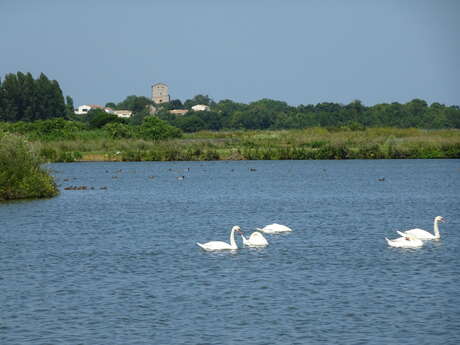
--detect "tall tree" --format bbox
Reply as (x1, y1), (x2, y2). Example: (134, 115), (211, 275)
(0, 73), (20, 121)
(66, 95), (75, 117)
(0, 72), (67, 121)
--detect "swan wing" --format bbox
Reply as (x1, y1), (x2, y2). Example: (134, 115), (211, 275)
(392, 236), (407, 243)
(259, 223), (292, 233)
(247, 232), (269, 246)
(197, 241), (233, 251)
(386, 238), (397, 247)
(257, 227), (274, 234)
(386, 236), (423, 248)
(403, 228), (434, 240)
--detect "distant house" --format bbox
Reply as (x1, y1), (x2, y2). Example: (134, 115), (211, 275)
(113, 110), (133, 118)
(74, 104), (114, 115)
(191, 104), (210, 112)
(169, 109), (188, 116)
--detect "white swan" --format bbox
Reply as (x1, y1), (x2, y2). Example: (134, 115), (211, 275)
(257, 223), (292, 234)
(197, 226), (242, 251)
(399, 216), (445, 240)
(386, 231), (424, 248)
(241, 231), (268, 247)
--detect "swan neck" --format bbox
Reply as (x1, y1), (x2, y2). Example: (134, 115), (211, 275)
(434, 219), (441, 238)
(230, 228), (237, 248)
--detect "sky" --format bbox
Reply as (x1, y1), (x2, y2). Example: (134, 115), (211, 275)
(1, 0), (459, 107)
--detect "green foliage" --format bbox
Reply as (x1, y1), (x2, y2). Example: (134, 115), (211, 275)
(110, 95), (153, 113)
(1, 118), (86, 141)
(0, 132), (58, 201)
(0, 72), (66, 121)
(7, 127), (456, 162)
(161, 99), (184, 111)
(173, 115), (207, 132)
(65, 95), (75, 117)
(104, 122), (134, 139)
(87, 109), (127, 128)
(129, 109), (150, 126)
(139, 116), (182, 140)
(160, 96), (460, 132)
(184, 94), (214, 109)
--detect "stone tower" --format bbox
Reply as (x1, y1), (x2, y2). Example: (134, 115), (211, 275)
(152, 83), (170, 104)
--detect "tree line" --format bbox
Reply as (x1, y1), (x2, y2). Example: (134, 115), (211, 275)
(0, 72), (73, 122)
(1, 72), (459, 132)
(156, 97), (460, 132)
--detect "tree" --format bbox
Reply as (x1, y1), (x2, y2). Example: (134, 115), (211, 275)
(174, 116), (207, 132)
(104, 122), (133, 138)
(229, 108), (275, 130)
(116, 95), (153, 113)
(0, 72), (67, 122)
(215, 99), (247, 114)
(65, 95), (75, 117)
(0, 73), (20, 121)
(139, 116), (182, 140)
(34, 73), (55, 120)
(184, 94), (214, 109)
(163, 99), (184, 110)
(87, 109), (126, 128)
(445, 106), (460, 128)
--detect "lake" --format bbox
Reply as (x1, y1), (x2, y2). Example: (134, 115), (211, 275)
(1, 159), (459, 345)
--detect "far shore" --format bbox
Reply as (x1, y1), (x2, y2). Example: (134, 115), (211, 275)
(34, 128), (460, 163)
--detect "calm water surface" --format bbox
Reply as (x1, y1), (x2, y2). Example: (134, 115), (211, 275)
(1, 160), (459, 345)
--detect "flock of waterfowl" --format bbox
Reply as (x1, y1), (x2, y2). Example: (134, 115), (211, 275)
(197, 217), (446, 251)
(196, 223), (292, 251)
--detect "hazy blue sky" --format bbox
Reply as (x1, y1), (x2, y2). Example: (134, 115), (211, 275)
(2, 0), (459, 107)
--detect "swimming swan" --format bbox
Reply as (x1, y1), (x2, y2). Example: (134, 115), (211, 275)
(197, 226), (242, 251)
(386, 231), (424, 248)
(399, 216), (445, 240)
(241, 231), (269, 247)
(257, 223), (292, 234)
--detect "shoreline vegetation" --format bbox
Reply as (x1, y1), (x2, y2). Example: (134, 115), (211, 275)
(0, 132), (58, 201)
(16, 126), (460, 162)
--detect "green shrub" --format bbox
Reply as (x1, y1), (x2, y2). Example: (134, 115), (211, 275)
(139, 116), (182, 140)
(104, 122), (134, 139)
(0, 132), (58, 201)
(5, 118), (86, 141)
(88, 109), (127, 129)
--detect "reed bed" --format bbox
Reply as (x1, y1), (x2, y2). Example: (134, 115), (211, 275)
(33, 128), (460, 162)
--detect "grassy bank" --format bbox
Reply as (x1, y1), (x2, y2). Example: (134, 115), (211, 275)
(32, 127), (460, 162)
(0, 132), (59, 201)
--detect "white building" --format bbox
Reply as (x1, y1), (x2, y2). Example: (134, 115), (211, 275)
(191, 104), (210, 112)
(74, 104), (114, 115)
(169, 109), (188, 116)
(113, 110), (133, 118)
